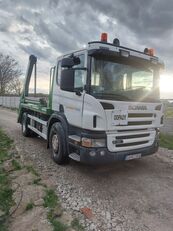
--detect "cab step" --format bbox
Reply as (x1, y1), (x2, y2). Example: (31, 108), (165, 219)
(69, 153), (80, 162)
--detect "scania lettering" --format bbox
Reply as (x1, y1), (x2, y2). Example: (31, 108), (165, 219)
(18, 33), (164, 164)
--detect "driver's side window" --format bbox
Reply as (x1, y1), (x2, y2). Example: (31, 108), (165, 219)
(74, 54), (86, 90)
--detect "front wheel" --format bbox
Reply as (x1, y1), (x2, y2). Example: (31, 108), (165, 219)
(49, 122), (69, 164)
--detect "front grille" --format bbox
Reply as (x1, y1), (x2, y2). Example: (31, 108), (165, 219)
(107, 109), (157, 152)
(116, 112), (155, 131)
(128, 113), (153, 118)
(117, 133), (150, 139)
(107, 130), (156, 152)
(128, 121), (152, 126)
(116, 141), (148, 147)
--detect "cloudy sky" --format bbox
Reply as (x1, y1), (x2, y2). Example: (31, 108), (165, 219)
(0, 0), (173, 98)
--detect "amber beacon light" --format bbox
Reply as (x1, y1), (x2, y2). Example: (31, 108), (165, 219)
(101, 33), (108, 42)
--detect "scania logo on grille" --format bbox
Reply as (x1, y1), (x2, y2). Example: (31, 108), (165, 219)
(129, 105), (147, 110)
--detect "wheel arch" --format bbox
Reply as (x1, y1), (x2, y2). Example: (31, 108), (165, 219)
(18, 107), (26, 123)
(47, 113), (69, 150)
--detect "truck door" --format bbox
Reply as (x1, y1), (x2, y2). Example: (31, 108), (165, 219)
(52, 51), (87, 128)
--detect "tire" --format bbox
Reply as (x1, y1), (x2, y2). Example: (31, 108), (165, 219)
(49, 122), (69, 164)
(21, 112), (37, 137)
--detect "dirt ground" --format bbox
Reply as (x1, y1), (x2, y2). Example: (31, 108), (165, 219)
(0, 107), (173, 231)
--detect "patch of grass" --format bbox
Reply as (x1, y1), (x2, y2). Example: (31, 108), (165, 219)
(44, 189), (67, 231)
(43, 189), (58, 208)
(0, 187), (13, 214)
(33, 178), (41, 185)
(25, 202), (34, 211)
(32, 178), (47, 188)
(47, 210), (68, 231)
(50, 219), (68, 231)
(11, 159), (21, 170)
(160, 133), (173, 150)
(26, 165), (39, 177)
(165, 107), (173, 118)
(0, 129), (13, 150)
(71, 218), (84, 231)
(0, 129), (13, 164)
(0, 129), (14, 231)
(0, 172), (8, 185)
(0, 151), (9, 164)
(0, 223), (8, 231)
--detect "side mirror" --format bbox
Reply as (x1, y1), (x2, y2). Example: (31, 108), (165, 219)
(61, 56), (81, 68)
(60, 69), (75, 92)
(60, 68), (87, 93)
(61, 58), (74, 68)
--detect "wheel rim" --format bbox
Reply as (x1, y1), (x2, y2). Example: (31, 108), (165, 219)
(52, 134), (59, 153)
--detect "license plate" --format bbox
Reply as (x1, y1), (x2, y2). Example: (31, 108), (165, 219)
(125, 153), (141, 160)
(112, 110), (128, 126)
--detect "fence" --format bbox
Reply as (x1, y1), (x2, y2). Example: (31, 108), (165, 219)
(0, 96), (20, 108)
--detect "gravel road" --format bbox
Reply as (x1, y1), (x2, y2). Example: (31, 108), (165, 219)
(0, 107), (173, 231)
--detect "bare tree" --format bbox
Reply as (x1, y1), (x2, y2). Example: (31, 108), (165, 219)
(0, 53), (22, 95)
(6, 77), (23, 95)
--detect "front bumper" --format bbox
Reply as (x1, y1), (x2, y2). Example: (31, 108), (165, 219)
(79, 139), (159, 165)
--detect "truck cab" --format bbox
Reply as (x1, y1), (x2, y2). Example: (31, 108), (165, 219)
(18, 33), (164, 164)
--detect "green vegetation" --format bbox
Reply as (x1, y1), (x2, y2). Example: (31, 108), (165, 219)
(33, 178), (41, 185)
(11, 159), (21, 170)
(26, 165), (39, 177)
(49, 219), (68, 231)
(0, 130), (13, 164)
(160, 133), (173, 150)
(47, 209), (68, 231)
(165, 106), (173, 118)
(71, 218), (84, 231)
(0, 129), (13, 231)
(43, 189), (84, 231)
(0, 129), (84, 231)
(44, 189), (68, 231)
(25, 202), (34, 211)
(0, 186), (13, 215)
(43, 189), (58, 208)
(32, 177), (47, 188)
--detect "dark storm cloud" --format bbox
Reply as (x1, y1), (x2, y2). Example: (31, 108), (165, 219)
(34, 20), (79, 53)
(72, 0), (173, 70)
(0, 20), (10, 32)
(19, 42), (52, 60)
(82, 0), (173, 36)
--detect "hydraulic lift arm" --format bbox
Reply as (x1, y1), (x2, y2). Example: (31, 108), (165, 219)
(23, 55), (37, 97)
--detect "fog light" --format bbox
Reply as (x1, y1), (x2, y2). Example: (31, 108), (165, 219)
(100, 150), (105, 156)
(89, 151), (96, 157)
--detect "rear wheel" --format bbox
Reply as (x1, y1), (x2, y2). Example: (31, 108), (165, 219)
(21, 112), (37, 137)
(49, 122), (69, 164)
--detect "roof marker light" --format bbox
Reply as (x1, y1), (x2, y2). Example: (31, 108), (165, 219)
(113, 38), (120, 46)
(101, 33), (108, 42)
(149, 48), (154, 56)
(144, 48), (155, 56)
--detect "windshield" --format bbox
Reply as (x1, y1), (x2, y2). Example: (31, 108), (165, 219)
(90, 58), (160, 102)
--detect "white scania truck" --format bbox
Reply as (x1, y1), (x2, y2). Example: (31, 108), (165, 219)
(18, 33), (164, 164)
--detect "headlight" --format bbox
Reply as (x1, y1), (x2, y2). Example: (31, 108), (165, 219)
(81, 137), (106, 148)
